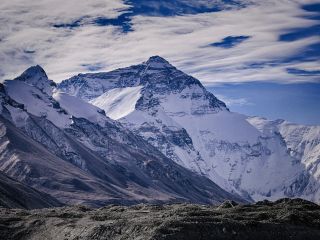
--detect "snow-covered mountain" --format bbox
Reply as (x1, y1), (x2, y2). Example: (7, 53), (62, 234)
(59, 56), (320, 203)
(0, 65), (242, 206)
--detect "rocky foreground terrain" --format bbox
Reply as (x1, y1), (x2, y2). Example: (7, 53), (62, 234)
(0, 198), (319, 240)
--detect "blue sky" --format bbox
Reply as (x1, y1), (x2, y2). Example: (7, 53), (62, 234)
(0, 0), (319, 125)
(209, 82), (320, 125)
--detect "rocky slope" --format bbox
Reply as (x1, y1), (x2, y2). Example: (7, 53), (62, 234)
(0, 198), (319, 240)
(0, 171), (62, 209)
(59, 56), (320, 203)
(0, 65), (242, 206)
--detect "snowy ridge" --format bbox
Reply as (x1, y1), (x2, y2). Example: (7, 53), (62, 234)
(4, 66), (111, 129)
(5, 80), (70, 128)
(53, 91), (107, 126)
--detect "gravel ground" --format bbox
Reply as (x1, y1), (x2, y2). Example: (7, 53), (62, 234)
(0, 198), (319, 240)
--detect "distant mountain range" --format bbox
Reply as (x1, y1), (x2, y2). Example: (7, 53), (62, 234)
(0, 56), (319, 208)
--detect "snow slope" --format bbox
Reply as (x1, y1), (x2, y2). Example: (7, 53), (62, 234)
(90, 86), (143, 120)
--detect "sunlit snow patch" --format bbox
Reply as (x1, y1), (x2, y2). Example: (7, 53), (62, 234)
(53, 91), (107, 126)
(90, 86), (143, 120)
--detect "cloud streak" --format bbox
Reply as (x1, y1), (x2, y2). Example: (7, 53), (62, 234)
(0, 0), (319, 85)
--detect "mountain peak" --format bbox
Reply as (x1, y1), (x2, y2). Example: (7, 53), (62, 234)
(16, 65), (48, 81)
(144, 56), (175, 69)
(13, 65), (56, 95)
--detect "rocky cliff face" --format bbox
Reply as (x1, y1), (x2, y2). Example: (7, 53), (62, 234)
(59, 56), (320, 203)
(0, 65), (242, 207)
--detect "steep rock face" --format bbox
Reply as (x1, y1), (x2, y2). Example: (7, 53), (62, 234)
(0, 170), (62, 209)
(59, 56), (320, 202)
(0, 66), (242, 206)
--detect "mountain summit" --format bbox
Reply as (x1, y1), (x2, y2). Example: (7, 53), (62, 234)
(59, 56), (227, 112)
(144, 55), (175, 69)
(59, 57), (320, 203)
(14, 65), (56, 95)
(15, 65), (47, 81)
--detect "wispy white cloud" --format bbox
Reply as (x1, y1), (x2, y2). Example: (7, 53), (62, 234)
(0, 0), (129, 79)
(215, 94), (254, 107)
(0, 0), (319, 84)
